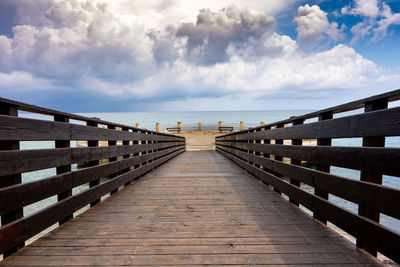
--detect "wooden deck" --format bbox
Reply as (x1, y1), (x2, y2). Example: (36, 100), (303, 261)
(1, 151), (381, 266)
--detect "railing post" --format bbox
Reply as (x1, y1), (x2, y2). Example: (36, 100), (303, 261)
(261, 125), (272, 186)
(108, 124), (118, 195)
(289, 119), (304, 206)
(122, 126), (131, 186)
(198, 121), (202, 131)
(133, 127), (140, 169)
(240, 121), (245, 131)
(314, 111), (333, 224)
(272, 123), (285, 195)
(0, 103), (24, 257)
(87, 120), (100, 207)
(54, 115), (72, 225)
(356, 98), (388, 256)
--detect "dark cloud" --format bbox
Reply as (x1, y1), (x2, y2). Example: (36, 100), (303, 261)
(150, 5), (275, 65)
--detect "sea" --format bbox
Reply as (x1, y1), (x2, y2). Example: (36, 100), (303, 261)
(18, 110), (400, 235)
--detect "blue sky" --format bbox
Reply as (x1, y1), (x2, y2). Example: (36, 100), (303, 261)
(0, 0), (399, 112)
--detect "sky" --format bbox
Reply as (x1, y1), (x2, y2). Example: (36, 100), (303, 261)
(0, 0), (400, 112)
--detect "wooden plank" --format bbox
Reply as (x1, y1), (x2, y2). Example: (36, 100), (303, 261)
(0, 148), (71, 176)
(216, 89), (400, 135)
(71, 124), (184, 142)
(71, 142), (183, 163)
(0, 173), (72, 215)
(0, 115), (70, 141)
(0, 97), (187, 139)
(216, 141), (400, 177)
(219, 106), (400, 141)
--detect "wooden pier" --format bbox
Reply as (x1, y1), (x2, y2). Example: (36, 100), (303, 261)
(1, 90), (400, 265)
(0, 151), (381, 265)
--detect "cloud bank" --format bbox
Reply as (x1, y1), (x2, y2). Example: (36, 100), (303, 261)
(0, 0), (399, 109)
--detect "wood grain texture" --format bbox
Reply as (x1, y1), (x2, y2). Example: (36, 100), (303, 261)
(1, 151), (380, 266)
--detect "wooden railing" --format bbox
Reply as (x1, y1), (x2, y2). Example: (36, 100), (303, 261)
(0, 97), (185, 258)
(216, 89), (400, 263)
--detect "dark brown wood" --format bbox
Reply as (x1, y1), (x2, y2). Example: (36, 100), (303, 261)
(218, 106), (400, 141)
(216, 89), (400, 135)
(0, 104), (24, 257)
(273, 123), (284, 195)
(216, 141), (400, 177)
(289, 119), (304, 206)
(54, 115), (72, 225)
(0, 115), (70, 141)
(122, 127), (132, 187)
(87, 120), (100, 207)
(71, 142), (182, 163)
(0, 148), (71, 176)
(0, 97), (185, 140)
(357, 98), (388, 256)
(107, 125), (118, 195)
(314, 112), (332, 225)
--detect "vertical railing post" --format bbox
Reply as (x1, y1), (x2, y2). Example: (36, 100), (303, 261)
(0, 103), (24, 257)
(133, 127), (140, 170)
(356, 98), (388, 256)
(289, 119), (304, 206)
(122, 126), (131, 187)
(314, 111), (333, 224)
(108, 124), (118, 195)
(261, 125), (272, 186)
(54, 115), (72, 225)
(273, 123), (284, 195)
(254, 128), (261, 168)
(87, 120), (100, 207)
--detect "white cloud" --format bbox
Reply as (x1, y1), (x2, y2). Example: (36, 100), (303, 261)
(0, 0), (398, 107)
(342, 0), (400, 41)
(342, 0), (379, 18)
(294, 4), (342, 50)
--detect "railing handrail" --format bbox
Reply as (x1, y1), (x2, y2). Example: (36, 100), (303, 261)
(0, 96), (182, 138)
(218, 88), (400, 136)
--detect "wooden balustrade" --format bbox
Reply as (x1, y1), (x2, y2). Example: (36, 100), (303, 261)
(216, 89), (400, 263)
(0, 97), (185, 257)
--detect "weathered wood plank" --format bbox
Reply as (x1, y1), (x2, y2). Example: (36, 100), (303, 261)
(216, 141), (400, 177)
(218, 106), (400, 141)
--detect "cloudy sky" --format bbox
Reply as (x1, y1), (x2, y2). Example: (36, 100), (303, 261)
(0, 0), (400, 112)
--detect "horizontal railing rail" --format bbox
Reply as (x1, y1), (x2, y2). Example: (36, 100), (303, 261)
(0, 97), (185, 258)
(215, 89), (400, 263)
